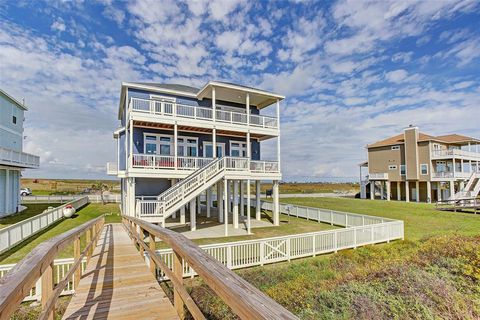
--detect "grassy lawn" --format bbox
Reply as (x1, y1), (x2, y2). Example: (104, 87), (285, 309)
(21, 178), (120, 196)
(181, 198), (480, 320)
(261, 182), (358, 194)
(0, 203), (121, 264)
(279, 197), (480, 240)
(0, 203), (61, 229)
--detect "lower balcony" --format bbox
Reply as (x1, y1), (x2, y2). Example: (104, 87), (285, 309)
(368, 173), (389, 180)
(431, 171), (472, 180)
(106, 154), (280, 177)
(0, 147), (39, 169)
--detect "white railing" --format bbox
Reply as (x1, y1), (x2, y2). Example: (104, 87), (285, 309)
(152, 200), (404, 278)
(129, 97), (278, 129)
(0, 146), (40, 168)
(0, 258), (87, 302)
(0, 197), (89, 254)
(250, 160), (279, 173)
(136, 157), (251, 219)
(432, 171), (471, 179)
(131, 154), (214, 170)
(107, 162), (118, 175)
(368, 172), (389, 180)
(432, 149), (480, 159)
(21, 194), (121, 203)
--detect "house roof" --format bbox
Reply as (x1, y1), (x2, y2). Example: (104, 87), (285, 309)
(368, 131), (479, 148)
(0, 89), (28, 111)
(131, 83), (199, 95)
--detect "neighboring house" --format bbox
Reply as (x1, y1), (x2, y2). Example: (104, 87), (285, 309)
(0, 89), (40, 217)
(108, 81), (282, 234)
(360, 125), (480, 202)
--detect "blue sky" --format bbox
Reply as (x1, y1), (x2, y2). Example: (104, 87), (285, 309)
(1, 0), (479, 181)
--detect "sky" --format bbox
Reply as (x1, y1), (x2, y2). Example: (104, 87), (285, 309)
(1, 0), (479, 182)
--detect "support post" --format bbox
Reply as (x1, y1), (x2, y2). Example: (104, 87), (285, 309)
(173, 251), (185, 319)
(273, 180), (280, 226)
(405, 181), (410, 202)
(149, 234), (156, 275)
(73, 237), (81, 288)
(217, 182), (223, 223)
(380, 181), (384, 200)
(370, 181), (375, 200)
(206, 187), (212, 218)
(224, 178), (228, 236)
(247, 179), (251, 234)
(239, 180), (244, 217)
(415, 181), (420, 202)
(397, 181), (401, 201)
(386, 181), (391, 201)
(174, 123), (178, 170)
(41, 262), (54, 320)
(450, 180), (455, 198)
(180, 206), (185, 224)
(189, 199), (196, 231)
(233, 180), (239, 229)
(426, 181), (431, 203)
(256, 180), (261, 220)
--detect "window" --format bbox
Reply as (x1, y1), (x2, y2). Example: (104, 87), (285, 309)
(143, 134), (173, 156)
(230, 141), (247, 157)
(420, 164), (428, 175)
(400, 165), (406, 175)
(388, 165), (397, 170)
(391, 145), (400, 150)
(203, 142), (225, 158)
(12, 116), (16, 124)
(177, 137), (198, 157)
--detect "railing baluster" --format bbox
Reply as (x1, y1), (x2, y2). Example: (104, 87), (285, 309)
(41, 262), (54, 320)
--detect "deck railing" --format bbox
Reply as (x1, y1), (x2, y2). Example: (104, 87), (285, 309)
(21, 194), (121, 204)
(368, 172), (389, 180)
(153, 200), (404, 277)
(0, 197), (89, 254)
(431, 171), (472, 179)
(122, 215), (298, 320)
(0, 146), (40, 168)
(432, 149), (480, 159)
(0, 216), (104, 319)
(129, 97), (278, 129)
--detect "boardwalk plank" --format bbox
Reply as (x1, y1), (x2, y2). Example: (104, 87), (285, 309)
(62, 224), (179, 320)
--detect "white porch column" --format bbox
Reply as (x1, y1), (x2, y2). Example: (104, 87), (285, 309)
(206, 187), (212, 218)
(405, 181), (410, 202)
(223, 178), (229, 236)
(386, 181), (391, 201)
(212, 86), (216, 121)
(426, 181), (431, 203)
(5, 169), (10, 213)
(255, 180), (261, 220)
(460, 180), (465, 191)
(415, 181), (420, 202)
(397, 181), (401, 201)
(380, 182), (384, 200)
(180, 205), (186, 224)
(217, 182), (223, 223)
(227, 180), (232, 214)
(246, 179), (251, 234)
(197, 194), (201, 213)
(239, 181), (245, 217)
(437, 182), (442, 201)
(174, 123), (178, 169)
(273, 180), (280, 226)
(212, 86), (217, 158)
(189, 199), (196, 231)
(212, 128), (217, 158)
(171, 179), (177, 219)
(276, 99), (281, 172)
(450, 180), (455, 198)
(370, 181), (375, 200)
(233, 180), (239, 229)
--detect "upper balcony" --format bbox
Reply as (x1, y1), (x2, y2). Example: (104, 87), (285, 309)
(0, 147), (39, 169)
(431, 171), (472, 180)
(128, 98), (279, 136)
(431, 149), (480, 160)
(368, 172), (389, 180)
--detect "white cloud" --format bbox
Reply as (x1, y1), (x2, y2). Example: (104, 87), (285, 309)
(50, 19), (66, 32)
(385, 69), (408, 83)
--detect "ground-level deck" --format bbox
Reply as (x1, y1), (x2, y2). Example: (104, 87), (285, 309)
(62, 224), (178, 320)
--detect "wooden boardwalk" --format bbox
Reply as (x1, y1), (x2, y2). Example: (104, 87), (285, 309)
(62, 224), (179, 320)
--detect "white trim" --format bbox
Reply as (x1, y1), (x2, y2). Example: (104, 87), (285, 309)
(149, 94), (176, 102)
(420, 163), (428, 175)
(229, 140), (247, 157)
(198, 81), (285, 100)
(123, 82), (197, 98)
(203, 141), (225, 158)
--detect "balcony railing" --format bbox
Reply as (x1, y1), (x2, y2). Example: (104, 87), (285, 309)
(432, 171), (472, 179)
(250, 160), (279, 173)
(0, 147), (39, 168)
(129, 98), (278, 129)
(368, 173), (388, 180)
(432, 149), (480, 159)
(106, 162), (118, 175)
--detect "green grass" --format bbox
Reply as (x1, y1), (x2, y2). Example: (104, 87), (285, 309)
(181, 198), (480, 319)
(278, 197), (480, 240)
(0, 203), (121, 264)
(0, 203), (62, 229)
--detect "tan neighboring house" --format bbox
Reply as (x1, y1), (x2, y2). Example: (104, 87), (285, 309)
(360, 126), (480, 202)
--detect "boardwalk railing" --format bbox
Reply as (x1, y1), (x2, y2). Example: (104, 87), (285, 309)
(0, 216), (104, 320)
(154, 200), (404, 277)
(123, 215), (298, 320)
(0, 197), (89, 254)
(21, 194), (121, 204)
(0, 258), (87, 302)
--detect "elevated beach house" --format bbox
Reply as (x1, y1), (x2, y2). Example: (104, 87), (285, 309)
(0, 89), (40, 217)
(360, 126), (480, 202)
(107, 81), (282, 234)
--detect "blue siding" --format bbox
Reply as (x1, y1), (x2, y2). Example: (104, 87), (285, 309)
(132, 127), (260, 160)
(0, 94), (24, 152)
(119, 132), (126, 170)
(0, 169), (21, 216)
(135, 178), (172, 197)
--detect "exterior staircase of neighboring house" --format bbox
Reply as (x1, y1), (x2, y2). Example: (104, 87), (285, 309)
(449, 172), (480, 200)
(135, 157), (249, 224)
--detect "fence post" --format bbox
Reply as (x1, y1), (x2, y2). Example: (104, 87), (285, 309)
(227, 245), (232, 269)
(312, 234), (316, 257)
(260, 242), (265, 266)
(73, 237), (81, 288)
(149, 234), (156, 276)
(353, 228), (357, 249)
(330, 210), (333, 225)
(86, 228), (92, 263)
(139, 227), (145, 260)
(334, 232), (338, 253)
(172, 250), (185, 319)
(41, 262), (54, 320)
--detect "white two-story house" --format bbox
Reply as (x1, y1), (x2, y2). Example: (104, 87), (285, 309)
(0, 89), (40, 217)
(107, 81), (283, 235)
